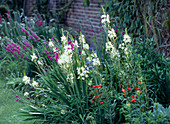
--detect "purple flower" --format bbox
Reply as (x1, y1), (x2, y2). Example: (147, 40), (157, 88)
(91, 29), (94, 32)
(52, 37), (54, 40)
(116, 29), (118, 31)
(21, 54), (24, 58)
(30, 44), (33, 49)
(100, 29), (102, 31)
(39, 21), (42, 26)
(25, 56), (27, 60)
(78, 29), (81, 32)
(51, 76), (53, 78)
(68, 40), (72, 44)
(122, 28), (125, 30)
(44, 69), (47, 71)
(16, 99), (19, 101)
(122, 32), (125, 35)
(71, 44), (75, 49)
(16, 95), (19, 97)
(47, 55), (52, 58)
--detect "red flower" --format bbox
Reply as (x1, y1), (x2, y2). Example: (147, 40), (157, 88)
(131, 95), (137, 103)
(100, 102), (104, 104)
(94, 95), (100, 99)
(96, 84), (101, 88)
(128, 87), (132, 91)
(92, 85), (97, 88)
(131, 95), (137, 99)
(92, 84), (101, 89)
(131, 99), (136, 103)
(135, 88), (140, 91)
(91, 100), (93, 104)
(135, 87), (142, 93)
(121, 88), (125, 93)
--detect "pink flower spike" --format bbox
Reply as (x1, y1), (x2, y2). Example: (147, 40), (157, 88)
(40, 21), (42, 26)
(16, 99), (19, 101)
(68, 40), (72, 44)
(30, 45), (33, 49)
(7, 10), (10, 14)
(47, 55), (52, 58)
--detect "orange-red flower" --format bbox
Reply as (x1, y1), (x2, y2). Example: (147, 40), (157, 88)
(135, 88), (140, 90)
(92, 84), (101, 88)
(128, 87), (132, 91)
(121, 88), (125, 93)
(131, 99), (136, 103)
(127, 85), (132, 91)
(91, 100), (93, 104)
(100, 102), (104, 104)
(135, 87), (142, 93)
(131, 95), (137, 103)
(93, 95), (100, 99)
(131, 95), (137, 99)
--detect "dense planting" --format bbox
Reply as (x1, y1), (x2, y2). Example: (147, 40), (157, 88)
(0, 3), (169, 124)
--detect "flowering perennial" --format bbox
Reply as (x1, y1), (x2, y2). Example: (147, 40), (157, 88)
(101, 14), (110, 24)
(108, 28), (117, 39)
(77, 65), (89, 80)
(23, 76), (30, 84)
(123, 34), (131, 44)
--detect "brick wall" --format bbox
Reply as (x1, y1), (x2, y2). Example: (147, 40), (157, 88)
(66, 0), (105, 45)
(26, 0), (105, 46)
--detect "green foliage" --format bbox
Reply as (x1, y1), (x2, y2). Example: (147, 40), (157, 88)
(105, 0), (169, 47)
(0, 79), (37, 124)
(0, 3), (169, 124)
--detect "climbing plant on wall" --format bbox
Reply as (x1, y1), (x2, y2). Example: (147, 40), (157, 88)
(105, 0), (169, 49)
